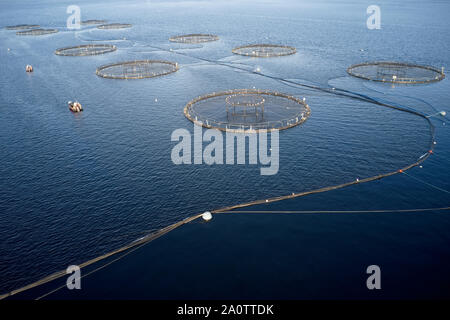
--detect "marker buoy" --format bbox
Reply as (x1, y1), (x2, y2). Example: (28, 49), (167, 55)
(440, 111), (447, 116)
(399, 169), (403, 173)
(429, 150), (433, 154)
(202, 211), (212, 221)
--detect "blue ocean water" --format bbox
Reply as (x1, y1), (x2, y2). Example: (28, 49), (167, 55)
(0, 0), (449, 296)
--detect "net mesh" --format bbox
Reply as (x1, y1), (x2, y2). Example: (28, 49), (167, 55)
(184, 89), (310, 132)
(232, 44), (297, 57)
(96, 60), (179, 79)
(16, 28), (58, 36)
(347, 62), (445, 84)
(97, 23), (132, 29)
(169, 34), (219, 43)
(55, 44), (117, 56)
(6, 24), (40, 30)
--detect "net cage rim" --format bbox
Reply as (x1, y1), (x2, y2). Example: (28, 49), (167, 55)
(183, 89), (311, 133)
(16, 28), (59, 36)
(347, 61), (446, 84)
(95, 59), (179, 79)
(81, 20), (108, 25)
(5, 24), (40, 30)
(231, 44), (297, 57)
(169, 33), (220, 43)
(54, 44), (117, 56)
(97, 23), (132, 29)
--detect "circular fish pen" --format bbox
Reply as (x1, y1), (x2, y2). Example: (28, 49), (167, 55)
(6, 24), (40, 30)
(232, 44), (297, 58)
(96, 60), (179, 79)
(55, 44), (117, 56)
(347, 62), (445, 84)
(81, 20), (107, 25)
(184, 89), (310, 132)
(16, 28), (58, 36)
(97, 23), (132, 29)
(169, 34), (219, 43)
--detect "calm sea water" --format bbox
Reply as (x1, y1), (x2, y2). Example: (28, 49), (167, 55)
(1, 0), (449, 296)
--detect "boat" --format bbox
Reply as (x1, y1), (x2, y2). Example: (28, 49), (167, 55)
(68, 101), (83, 113)
(25, 65), (33, 72)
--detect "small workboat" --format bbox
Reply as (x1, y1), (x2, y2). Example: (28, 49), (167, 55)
(68, 101), (83, 113)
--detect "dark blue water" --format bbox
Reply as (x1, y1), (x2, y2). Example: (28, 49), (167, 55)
(1, 0), (449, 296)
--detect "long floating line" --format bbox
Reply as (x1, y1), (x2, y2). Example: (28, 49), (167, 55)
(0, 42), (442, 300)
(220, 207), (450, 214)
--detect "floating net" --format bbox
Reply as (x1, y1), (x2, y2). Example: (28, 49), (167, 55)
(55, 44), (117, 56)
(97, 23), (132, 29)
(184, 89), (310, 132)
(169, 34), (219, 43)
(232, 44), (297, 58)
(81, 20), (107, 25)
(6, 24), (40, 30)
(96, 60), (179, 79)
(16, 28), (58, 36)
(347, 62), (445, 84)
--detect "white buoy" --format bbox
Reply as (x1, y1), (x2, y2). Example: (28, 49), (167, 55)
(155, 98), (158, 102)
(202, 211), (212, 221)
(440, 111), (446, 116)
(419, 165), (423, 168)
(356, 178), (359, 182)
(255, 67), (261, 73)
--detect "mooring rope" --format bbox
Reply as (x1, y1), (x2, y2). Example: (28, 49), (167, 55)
(220, 207), (450, 214)
(401, 171), (450, 194)
(1, 41), (446, 300)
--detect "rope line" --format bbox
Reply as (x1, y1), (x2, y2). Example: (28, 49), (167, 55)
(220, 207), (450, 214)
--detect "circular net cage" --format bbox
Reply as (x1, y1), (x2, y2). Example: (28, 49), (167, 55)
(16, 28), (58, 36)
(184, 89), (311, 132)
(232, 44), (297, 58)
(169, 34), (219, 43)
(347, 62), (445, 84)
(6, 24), (40, 30)
(81, 20), (107, 25)
(96, 60), (179, 79)
(97, 23), (132, 29)
(55, 44), (117, 56)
